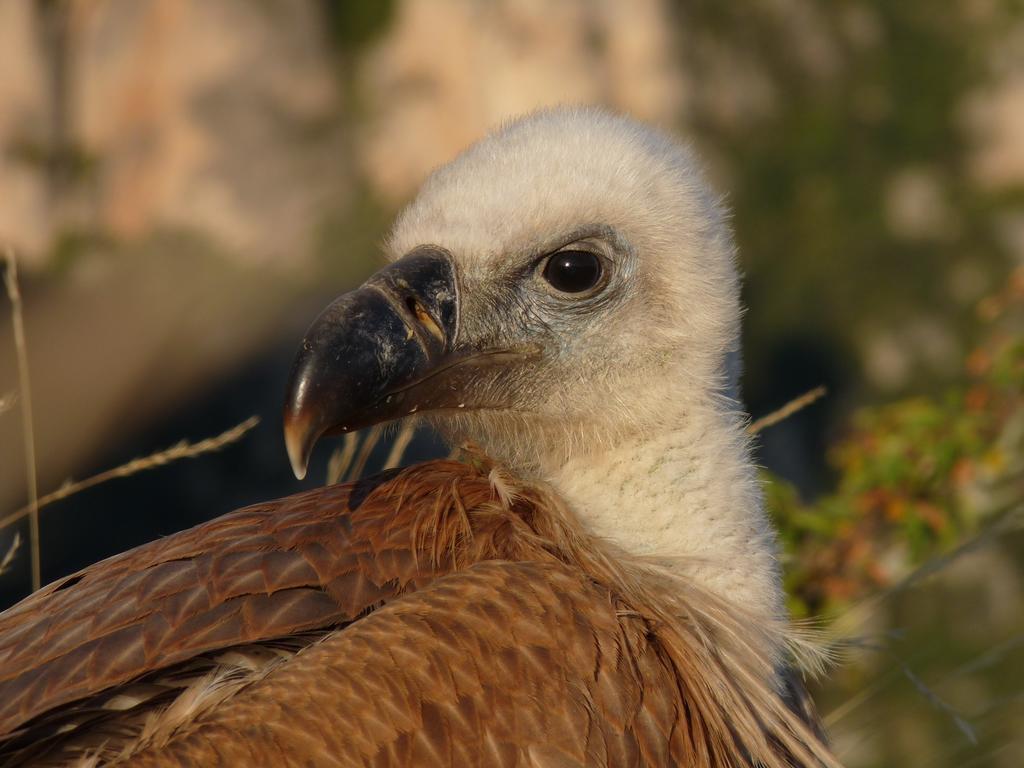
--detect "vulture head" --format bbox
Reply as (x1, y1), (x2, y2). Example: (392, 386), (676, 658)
(285, 107), (782, 630)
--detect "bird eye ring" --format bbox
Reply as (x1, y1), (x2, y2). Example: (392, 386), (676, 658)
(541, 250), (603, 294)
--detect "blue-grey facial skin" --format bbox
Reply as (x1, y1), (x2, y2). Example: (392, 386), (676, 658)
(449, 223), (639, 411)
(283, 224), (641, 476)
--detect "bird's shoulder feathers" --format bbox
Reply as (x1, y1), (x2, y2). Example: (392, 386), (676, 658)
(0, 459), (833, 767)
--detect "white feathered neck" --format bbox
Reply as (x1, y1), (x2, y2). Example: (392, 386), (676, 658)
(547, 401), (786, 640)
(390, 105), (789, 663)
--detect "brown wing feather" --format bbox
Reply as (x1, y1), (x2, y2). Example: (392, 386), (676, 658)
(126, 561), (685, 767)
(0, 462), (492, 743)
(0, 459), (836, 767)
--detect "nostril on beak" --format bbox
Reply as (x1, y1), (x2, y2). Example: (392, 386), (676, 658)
(405, 296), (445, 344)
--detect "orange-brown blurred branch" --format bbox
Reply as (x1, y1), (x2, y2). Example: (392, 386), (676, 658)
(383, 422), (417, 471)
(3, 247), (39, 591)
(0, 532), (21, 578)
(0, 416), (260, 533)
(748, 386), (827, 435)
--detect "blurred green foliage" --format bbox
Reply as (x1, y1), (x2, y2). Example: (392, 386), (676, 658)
(755, 271), (1024, 766)
(767, 270), (1024, 618)
(321, 0), (395, 54)
(674, 0), (1024, 405)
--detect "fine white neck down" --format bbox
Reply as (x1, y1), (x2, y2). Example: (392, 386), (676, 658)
(546, 405), (786, 633)
(388, 106), (791, 662)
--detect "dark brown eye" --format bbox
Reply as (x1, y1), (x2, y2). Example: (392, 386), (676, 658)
(542, 250), (603, 294)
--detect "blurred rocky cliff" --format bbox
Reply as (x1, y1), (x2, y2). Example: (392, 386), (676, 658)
(3, 4), (1024, 765)
(1, 0), (1023, 547)
(0, 0), (694, 512)
(0, 0), (688, 264)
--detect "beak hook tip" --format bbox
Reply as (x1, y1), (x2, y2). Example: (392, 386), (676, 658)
(289, 456), (308, 482)
(283, 411), (315, 481)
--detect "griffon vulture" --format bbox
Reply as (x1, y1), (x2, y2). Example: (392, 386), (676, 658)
(0, 108), (838, 767)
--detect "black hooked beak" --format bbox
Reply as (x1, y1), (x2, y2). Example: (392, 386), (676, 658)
(282, 247), (531, 480)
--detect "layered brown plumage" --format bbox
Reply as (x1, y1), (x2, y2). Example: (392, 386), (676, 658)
(0, 460), (834, 767)
(0, 107), (842, 766)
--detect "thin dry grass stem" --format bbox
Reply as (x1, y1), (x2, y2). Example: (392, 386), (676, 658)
(832, 506), (1023, 642)
(383, 422), (416, 470)
(0, 416), (260, 532)
(825, 508), (1024, 738)
(823, 663), (899, 728)
(948, 631), (1024, 680)
(0, 532), (22, 577)
(955, 742), (1022, 768)
(346, 425), (383, 482)
(830, 651), (980, 762)
(747, 386), (827, 435)
(3, 246), (40, 592)
(901, 663), (977, 745)
(0, 391), (15, 417)
(326, 432), (359, 485)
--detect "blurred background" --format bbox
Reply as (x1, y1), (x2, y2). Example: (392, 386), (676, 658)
(1, 1), (1022, 765)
